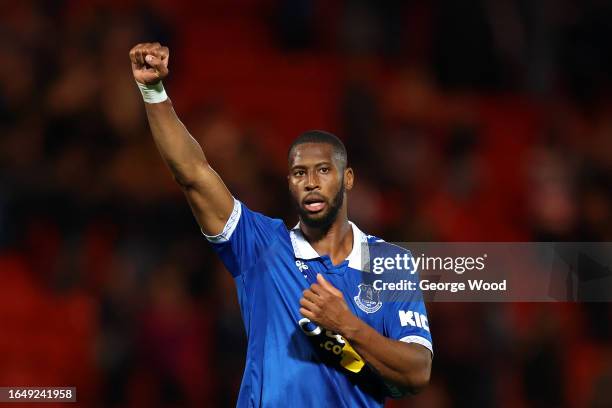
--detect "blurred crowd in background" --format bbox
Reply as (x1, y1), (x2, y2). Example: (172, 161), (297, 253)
(1, 1), (611, 407)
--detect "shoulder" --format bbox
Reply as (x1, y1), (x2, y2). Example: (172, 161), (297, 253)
(362, 233), (415, 266)
(364, 233), (385, 244)
(363, 232), (410, 252)
(236, 201), (290, 244)
(205, 198), (288, 244)
(239, 200), (287, 227)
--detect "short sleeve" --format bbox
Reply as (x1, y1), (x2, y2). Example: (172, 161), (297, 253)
(205, 198), (285, 278)
(384, 296), (433, 355)
(381, 252), (433, 355)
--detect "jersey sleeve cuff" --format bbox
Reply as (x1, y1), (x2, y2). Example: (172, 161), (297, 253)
(399, 335), (433, 356)
(202, 198), (242, 243)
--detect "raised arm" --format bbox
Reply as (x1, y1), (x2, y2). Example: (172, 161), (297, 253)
(129, 42), (234, 235)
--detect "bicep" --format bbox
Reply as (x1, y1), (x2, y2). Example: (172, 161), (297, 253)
(180, 164), (234, 235)
(401, 341), (433, 362)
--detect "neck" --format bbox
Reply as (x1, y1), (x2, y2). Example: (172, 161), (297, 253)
(300, 206), (353, 266)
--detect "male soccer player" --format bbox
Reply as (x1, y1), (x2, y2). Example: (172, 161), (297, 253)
(130, 42), (432, 407)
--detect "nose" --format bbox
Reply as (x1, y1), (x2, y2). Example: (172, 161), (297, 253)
(305, 171), (320, 191)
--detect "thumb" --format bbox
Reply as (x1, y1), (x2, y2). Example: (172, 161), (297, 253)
(317, 273), (343, 296)
(145, 54), (168, 77)
(316, 273), (328, 286)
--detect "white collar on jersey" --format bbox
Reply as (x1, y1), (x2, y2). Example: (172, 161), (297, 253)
(289, 221), (368, 270)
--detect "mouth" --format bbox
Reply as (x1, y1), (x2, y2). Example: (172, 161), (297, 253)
(302, 195), (327, 213)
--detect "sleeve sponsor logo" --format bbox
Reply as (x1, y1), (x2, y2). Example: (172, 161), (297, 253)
(398, 310), (430, 332)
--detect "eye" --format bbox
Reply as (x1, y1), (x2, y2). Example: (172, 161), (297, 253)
(319, 167), (330, 174)
(294, 170), (306, 177)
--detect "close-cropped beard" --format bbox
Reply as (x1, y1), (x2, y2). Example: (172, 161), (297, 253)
(296, 178), (345, 231)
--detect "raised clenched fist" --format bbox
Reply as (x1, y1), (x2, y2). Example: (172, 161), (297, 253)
(129, 42), (170, 85)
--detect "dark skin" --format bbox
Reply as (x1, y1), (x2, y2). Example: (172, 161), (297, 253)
(288, 143), (354, 264)
(289, 144), (432, 394)
(131, 41), (431, 396)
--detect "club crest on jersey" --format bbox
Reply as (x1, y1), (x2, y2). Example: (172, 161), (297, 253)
(354, 283), (382, 314)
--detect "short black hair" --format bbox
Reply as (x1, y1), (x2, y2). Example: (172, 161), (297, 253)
(288, 130), (348, 169)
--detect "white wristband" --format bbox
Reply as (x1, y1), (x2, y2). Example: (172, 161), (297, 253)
(136, 81), (168, 104)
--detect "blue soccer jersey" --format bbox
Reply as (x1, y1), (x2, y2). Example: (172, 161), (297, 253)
(205, 199), (433, 408)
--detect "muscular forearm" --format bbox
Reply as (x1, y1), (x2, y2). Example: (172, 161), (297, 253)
(300, 274), (432, 393)
(145, 99), (207, 187)
(130, 43), (234, 234)
(144, 97), (234, 233)
(341, 315), (431, 393)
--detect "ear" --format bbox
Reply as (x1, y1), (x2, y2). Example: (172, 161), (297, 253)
(344, 167), (354, 191)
